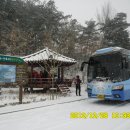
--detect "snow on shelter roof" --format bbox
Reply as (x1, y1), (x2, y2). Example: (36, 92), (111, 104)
(22, 47), (77, 64)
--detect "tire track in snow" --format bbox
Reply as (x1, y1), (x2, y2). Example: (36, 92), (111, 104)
(0, 98), (88, 116)
(0, 98), (129, 116)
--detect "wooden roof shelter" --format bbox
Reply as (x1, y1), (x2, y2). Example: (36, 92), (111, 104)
(21, 48), (77, 91)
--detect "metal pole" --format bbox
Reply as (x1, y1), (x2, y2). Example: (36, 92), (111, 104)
(19, 85), (23, 104)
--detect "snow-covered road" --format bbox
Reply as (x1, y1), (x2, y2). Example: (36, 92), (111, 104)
(0, 97), (130, 130)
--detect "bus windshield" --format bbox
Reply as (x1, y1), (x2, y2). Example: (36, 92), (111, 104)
(87, 53), (124, 82)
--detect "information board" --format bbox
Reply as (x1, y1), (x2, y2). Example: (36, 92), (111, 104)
(0, 65), (16, 83)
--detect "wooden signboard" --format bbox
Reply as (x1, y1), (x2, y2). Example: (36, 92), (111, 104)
(0, 55), (28, 104)
(0, 55), (27, 87)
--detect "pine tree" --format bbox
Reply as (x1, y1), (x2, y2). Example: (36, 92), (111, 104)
(79, 20), (100, 58)
(101, 12), (130, 49)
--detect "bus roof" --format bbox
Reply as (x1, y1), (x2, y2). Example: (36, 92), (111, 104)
(92, 47), (123, 56)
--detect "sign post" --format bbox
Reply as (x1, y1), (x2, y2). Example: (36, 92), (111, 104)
(19, 85), (23, 104)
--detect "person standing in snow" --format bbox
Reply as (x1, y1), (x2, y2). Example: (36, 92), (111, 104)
(75, 75), (81, 96)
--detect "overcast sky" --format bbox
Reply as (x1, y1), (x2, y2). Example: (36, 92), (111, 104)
(50, 0), (130, 25)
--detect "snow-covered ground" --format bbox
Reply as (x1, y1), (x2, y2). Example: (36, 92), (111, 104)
(0, 82), (86, 107)
(0, 84), (130, 130)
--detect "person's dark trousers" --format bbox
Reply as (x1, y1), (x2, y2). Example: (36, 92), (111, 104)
(76, 84), (81, 96)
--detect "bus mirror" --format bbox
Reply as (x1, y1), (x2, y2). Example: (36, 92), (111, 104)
(80, 63), (84, 71)
(80, 62), (88, 71)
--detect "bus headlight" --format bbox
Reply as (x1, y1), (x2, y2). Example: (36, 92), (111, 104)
(112, 85), (124, 90)
(87, 85), (92, 89)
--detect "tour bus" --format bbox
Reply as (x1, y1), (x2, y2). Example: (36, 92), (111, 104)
(81, 47), (130, 101)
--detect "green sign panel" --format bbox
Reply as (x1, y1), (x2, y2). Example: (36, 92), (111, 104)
(0, 55), (24, 64)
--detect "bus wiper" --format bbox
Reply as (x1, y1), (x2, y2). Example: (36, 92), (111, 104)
(96, 77), (110, 81)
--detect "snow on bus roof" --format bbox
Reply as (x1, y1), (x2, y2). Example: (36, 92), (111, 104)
(93, 47), (123, 56)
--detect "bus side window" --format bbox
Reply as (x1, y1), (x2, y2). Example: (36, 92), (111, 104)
(127, 56), (130, 68)
(127, 55), (130, 78)
(122, 57), (128, 69)
(127, 56), (130, 78)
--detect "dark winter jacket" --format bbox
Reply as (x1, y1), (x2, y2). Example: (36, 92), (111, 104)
(75, 78), (81, 85)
